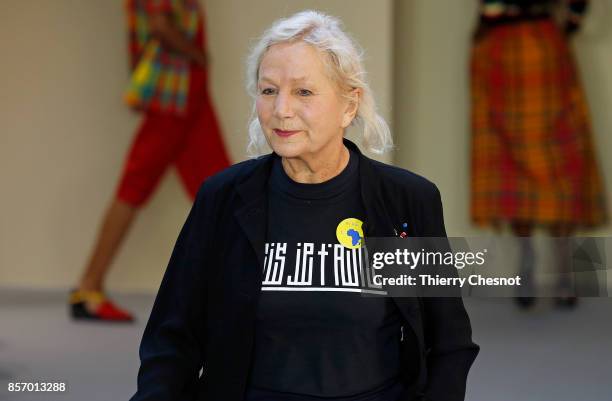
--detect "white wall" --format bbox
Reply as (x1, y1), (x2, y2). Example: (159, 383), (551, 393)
(0, 0), (392, 292)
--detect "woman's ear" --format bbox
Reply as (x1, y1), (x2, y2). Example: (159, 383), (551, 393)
(341, 88), (361, 128)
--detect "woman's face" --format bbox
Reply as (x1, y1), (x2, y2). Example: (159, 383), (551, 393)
(256, 41), (356, 159)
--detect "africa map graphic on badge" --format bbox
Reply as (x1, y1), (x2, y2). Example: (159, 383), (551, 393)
(336, 218), (364, 249)
(347, 229), (361, 246)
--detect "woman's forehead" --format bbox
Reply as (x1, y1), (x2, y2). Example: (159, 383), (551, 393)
(258, 42), (327, 81)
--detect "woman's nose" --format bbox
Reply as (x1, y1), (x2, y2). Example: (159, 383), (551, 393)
(273, 92), (295, 119)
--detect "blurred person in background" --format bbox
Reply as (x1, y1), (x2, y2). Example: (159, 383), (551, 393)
(130, 10), (478, 401)
(69, 0), (230, 322)
(470, 0), (607, 309)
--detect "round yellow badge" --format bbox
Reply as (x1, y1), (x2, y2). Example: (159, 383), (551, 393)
(336, 218), (364, 249)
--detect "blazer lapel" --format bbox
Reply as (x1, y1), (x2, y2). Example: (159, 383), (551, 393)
(345, 139), (396, 237)
(234, 155), (274, 272)
(234, 196), (267, 271)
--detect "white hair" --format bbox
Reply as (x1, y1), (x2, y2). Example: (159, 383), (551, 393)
(245, 10), (393, 157)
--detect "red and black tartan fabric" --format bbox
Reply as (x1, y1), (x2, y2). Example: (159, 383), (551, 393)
(470, 19), (607, 227)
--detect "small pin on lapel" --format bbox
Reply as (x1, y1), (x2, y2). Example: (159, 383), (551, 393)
(399, 222), (408, 238)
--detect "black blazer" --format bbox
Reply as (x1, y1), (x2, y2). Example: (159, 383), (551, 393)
(130, 139), (479, 401)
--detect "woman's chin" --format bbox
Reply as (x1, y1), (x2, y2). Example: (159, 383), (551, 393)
(269, 140), (306, 158)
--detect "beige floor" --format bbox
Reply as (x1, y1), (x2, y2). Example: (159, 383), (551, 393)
(0, 289), (611, 401)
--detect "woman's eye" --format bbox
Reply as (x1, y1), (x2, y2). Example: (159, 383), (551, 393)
(297, 89), (313, 96)
(261, 88), (276, 95)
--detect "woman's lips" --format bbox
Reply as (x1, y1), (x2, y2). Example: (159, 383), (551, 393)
(274, 129), (301, 138)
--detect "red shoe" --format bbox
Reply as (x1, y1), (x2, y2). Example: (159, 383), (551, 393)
(69, 289), (134, 322)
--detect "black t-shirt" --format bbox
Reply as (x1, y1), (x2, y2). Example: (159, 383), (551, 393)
(245, 149), (404, 400)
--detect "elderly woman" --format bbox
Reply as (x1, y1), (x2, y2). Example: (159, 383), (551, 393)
(131, 10), (479, 401)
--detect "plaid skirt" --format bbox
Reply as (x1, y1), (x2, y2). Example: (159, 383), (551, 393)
(470, 19), (607, 227)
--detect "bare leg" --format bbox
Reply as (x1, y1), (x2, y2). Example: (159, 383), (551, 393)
(511, 221), (536, 308)
(78, 199), (138, 292)
(549, 223), (577, 307)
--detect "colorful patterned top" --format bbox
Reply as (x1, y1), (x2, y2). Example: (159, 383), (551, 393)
(124, 0), (205, 115)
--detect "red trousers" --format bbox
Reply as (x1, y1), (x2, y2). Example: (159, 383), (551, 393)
(116, 66), (230, 207)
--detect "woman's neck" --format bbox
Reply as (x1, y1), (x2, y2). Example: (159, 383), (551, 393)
(281, 143), (350, 184)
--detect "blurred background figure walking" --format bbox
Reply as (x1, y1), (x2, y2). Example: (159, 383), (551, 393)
(469, 0), (608, 309)
(69, 0), (230, 322)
